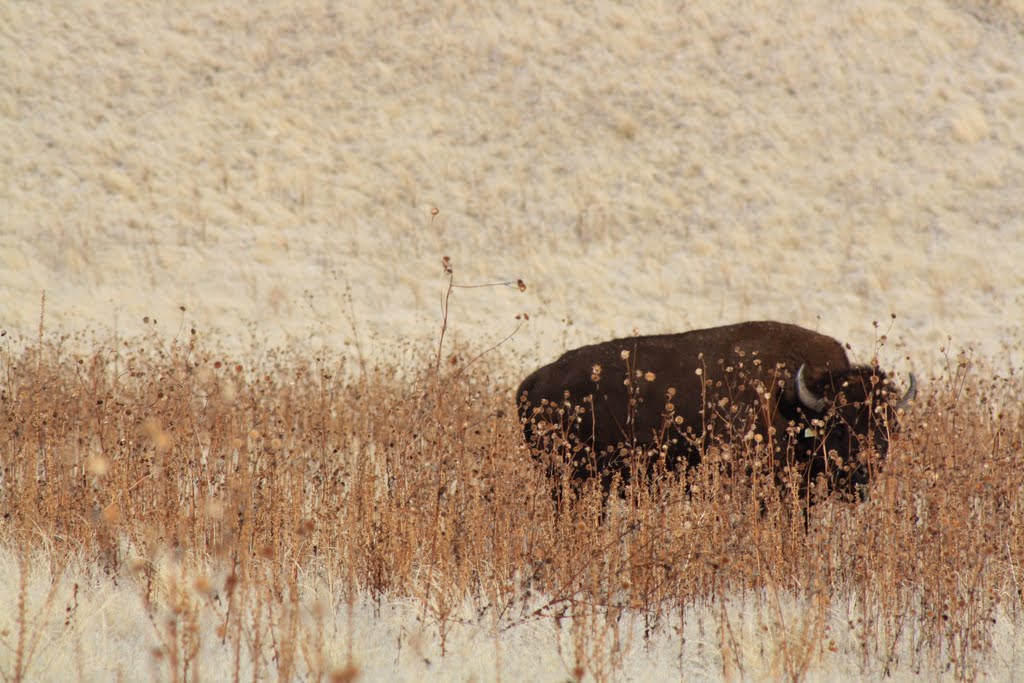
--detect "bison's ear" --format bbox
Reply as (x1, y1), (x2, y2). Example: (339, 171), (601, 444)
(794, 363), (829, 413)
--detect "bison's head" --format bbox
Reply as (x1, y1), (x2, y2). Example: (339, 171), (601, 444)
(790, 363), (916, 496)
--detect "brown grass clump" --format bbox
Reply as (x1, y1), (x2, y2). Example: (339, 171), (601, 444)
(0, 326), (1021, 681)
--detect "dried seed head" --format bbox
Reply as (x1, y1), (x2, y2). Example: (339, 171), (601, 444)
(329, 664), (361, 683)
(142, 417), (161, 439)
(86, 455), (109, 477)
(102, 503), (121, 525)
(193, 575), (213, 596)
(154, 431), (173, 452)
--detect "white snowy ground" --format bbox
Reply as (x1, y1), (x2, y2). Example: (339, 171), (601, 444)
(3, 0), (1024, 680)
(4, 548), (1022, 682)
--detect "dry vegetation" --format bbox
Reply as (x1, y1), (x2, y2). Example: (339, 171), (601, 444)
(0, 309), (1022, 681)
(4, 1), (1024, 680)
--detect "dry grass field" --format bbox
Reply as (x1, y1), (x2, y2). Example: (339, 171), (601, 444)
(0, 323), (1022, 681)
(3, 0), (1024, 680)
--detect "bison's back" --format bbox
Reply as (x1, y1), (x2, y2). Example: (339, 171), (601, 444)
(519, 321), (849, 405)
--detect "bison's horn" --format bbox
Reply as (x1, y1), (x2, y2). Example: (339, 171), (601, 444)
(896, 372), (917, 411)
(795, 363), (827, 413)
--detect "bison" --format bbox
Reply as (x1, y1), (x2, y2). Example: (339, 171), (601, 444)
(517, 321), (915, 501)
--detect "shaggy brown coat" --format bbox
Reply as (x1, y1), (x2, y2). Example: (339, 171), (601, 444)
(517, 321), (914, 499)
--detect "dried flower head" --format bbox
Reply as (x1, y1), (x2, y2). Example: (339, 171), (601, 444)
(154, 431), (173, 452)
(193, 575), (214, 596)
(86, 455), (109, 477)
(101, 503), (121, 525)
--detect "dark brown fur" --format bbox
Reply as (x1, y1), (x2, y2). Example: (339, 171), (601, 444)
(517, 321), (912, 500)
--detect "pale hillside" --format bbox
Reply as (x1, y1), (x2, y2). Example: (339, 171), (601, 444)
(2, 0), (1023, 367)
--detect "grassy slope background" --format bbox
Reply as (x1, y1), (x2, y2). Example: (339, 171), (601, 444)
(3, 0), (1023, 364)
(2, 0), (1024, 681)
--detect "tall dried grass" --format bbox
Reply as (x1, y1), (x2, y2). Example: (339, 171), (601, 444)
(0, 319), (1021, 681)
